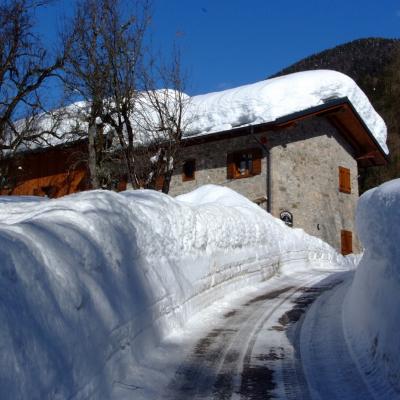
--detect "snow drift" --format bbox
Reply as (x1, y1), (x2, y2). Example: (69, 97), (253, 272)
(343, 179), (400, 398)
(0, 185), (347, 398)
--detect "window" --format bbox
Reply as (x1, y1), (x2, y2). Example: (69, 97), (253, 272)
(227, 148), (262, 179)
(341, 230), (353, 255)
(182, 159), (196, 182)
(339, 166), (351, 194)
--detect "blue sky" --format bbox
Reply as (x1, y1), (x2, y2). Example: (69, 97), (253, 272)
(36, 0), (400, 96)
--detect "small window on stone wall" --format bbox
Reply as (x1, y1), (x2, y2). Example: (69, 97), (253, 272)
(227, 148), (262, 179)
(339, 166), (351, 194)
(182, 159), (196, 182)
(341, 230), (353, 255)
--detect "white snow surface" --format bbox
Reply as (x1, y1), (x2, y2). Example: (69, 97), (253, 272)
(0, 185), (349, 399)
(186, 70), (388, 154)
(16, 70), (388, 154)
(343, 179), (400, 398)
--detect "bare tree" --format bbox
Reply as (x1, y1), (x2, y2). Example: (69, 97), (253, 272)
(63, 0), (189, 192)
(97, 0), (152, 189)
(0, 0), (63, 190)
(137, 49), (190, 193)
(62, 0), (117, 189)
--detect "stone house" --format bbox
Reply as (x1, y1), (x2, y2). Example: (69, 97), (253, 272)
(168, 97), (387, 255)
(0, 71), (388, 255)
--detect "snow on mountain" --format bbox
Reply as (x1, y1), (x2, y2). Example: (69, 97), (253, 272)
(186, 70), (388, 154)
(0, 185), (348, 398)
(343, 179), (400, 398)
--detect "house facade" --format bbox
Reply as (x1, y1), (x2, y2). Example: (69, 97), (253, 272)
(0, 71), (388, 255)
(168, 98), (387, 254)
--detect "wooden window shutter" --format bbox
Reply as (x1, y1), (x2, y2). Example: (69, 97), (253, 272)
(251, 148), (262, 175)
(339, 166), (351, 194)
(227, 153), (235, 179)
(341, 230), (353, 255)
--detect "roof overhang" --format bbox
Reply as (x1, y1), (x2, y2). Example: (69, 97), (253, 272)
(183, 97), (388, 167)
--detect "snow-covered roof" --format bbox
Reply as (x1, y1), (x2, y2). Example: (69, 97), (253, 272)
(11, 70), (388, 155)
(186, 70), (388, 154)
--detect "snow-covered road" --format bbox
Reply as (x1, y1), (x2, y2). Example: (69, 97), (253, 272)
(160, 266), (375, 400)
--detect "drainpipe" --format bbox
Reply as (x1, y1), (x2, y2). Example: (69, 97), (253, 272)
(250, 126), (271, 213)
(266, 147), (271, 213)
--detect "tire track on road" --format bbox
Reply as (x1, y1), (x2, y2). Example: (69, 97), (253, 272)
(165, 272), (329, 400)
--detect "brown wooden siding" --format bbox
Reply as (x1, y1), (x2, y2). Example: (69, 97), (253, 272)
(8, 170), (88, 198)
(1, 142), (89, 198)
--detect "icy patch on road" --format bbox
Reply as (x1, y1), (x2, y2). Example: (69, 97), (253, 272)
(343, 178), (400, 398)
(0, 185), (349, 398)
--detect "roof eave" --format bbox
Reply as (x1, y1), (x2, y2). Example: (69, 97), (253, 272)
(183, 97), (388, 167)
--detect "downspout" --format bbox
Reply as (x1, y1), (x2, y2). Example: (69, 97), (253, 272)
(250, 126), (271, 213)
(266, 146), (271, 213)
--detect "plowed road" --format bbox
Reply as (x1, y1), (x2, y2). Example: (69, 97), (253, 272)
(164, 269), (376, 400)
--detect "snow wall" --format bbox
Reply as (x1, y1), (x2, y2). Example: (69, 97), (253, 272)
(0, 185), (347, 398)
(343, 179), (400, 398)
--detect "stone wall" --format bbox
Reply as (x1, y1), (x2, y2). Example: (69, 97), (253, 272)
(169, 133), (268, 208)
(169, 116), (360, 252)
(269, 117), (360, 252)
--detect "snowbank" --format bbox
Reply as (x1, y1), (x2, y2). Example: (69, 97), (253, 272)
(343, 179), (400, 397)
(0, 185), (346, 398)
(187, 70), (388, 154)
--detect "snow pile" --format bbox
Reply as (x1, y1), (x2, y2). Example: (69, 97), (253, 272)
(0, 185), (347, 398)
(187, 70), (388, 154)
(343, 179), (400, 397)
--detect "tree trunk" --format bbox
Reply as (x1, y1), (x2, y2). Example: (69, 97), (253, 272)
(88, 123), (100, 189)
(162, 169), (173, 194)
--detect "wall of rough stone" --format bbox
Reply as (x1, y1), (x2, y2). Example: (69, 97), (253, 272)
(169, 116), (360, 252)
(169, 133), (268, 209)
(268, 117), (360, 252)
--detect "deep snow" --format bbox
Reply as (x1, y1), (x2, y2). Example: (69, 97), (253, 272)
(343, 179), (400, 398)
(0, 185), (349, 399)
